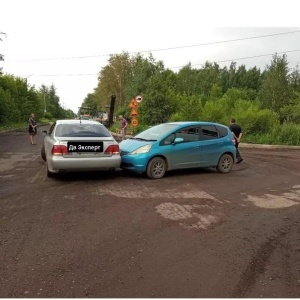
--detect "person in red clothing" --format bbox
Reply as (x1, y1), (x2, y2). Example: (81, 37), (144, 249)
(229, 118), (243, 164)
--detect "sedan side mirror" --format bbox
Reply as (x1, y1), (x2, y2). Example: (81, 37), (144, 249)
(42, 130), (48, 135)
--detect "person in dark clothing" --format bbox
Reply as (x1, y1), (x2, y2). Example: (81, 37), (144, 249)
(229, 118), (243, 164)
(28, 113), (37, 145)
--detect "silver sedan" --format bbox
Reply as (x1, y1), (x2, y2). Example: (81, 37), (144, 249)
(41, 120), (121, 178)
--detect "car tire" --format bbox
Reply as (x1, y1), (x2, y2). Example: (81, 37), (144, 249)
(108, 168), (116, 178)
(216, 154), (233, 173)
(46, 163), (55, 178)
(41, 145), (46, 161)
(146, 157), (167, 179)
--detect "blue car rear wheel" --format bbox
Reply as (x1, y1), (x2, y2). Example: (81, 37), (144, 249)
(146, 157), (167, 179)
(216, 154), (233, 173)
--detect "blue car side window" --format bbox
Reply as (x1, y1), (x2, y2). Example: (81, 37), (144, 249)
(162, 133), (176, 145)
(200, 125), (219, 140)
(176, 127), (200, 142)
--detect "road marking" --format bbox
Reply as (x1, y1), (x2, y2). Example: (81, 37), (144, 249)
(0, 152), (38, 172)
(0, 174), (14, 178)
(28, 170), (43, 184)
(64, 195), (76, 199)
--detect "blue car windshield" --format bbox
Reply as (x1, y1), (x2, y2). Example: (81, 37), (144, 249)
(135, 124), (180, 141)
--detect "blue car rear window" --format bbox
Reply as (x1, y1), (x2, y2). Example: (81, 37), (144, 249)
(55, 124), (111, 137)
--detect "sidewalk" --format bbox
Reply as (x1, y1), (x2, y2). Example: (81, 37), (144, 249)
(0, 123), (49, 134)
(239, 142), (300, 150)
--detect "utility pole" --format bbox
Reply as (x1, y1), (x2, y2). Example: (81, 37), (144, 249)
(44, 93), (47, 113)
(108, 95), (116, 127)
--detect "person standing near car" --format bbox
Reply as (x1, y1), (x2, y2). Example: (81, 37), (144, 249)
(229, 118), (243, 163)
(28, 113), (37, 145)
(119, 115), (127, 141)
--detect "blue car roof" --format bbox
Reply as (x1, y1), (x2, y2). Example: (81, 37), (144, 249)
(165, 121), (226, 127)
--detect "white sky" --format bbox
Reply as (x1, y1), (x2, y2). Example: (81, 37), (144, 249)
(1, 0), (300, 112)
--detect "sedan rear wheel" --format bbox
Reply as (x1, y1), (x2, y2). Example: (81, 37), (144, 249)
(146, 157), (166, 179)
(216, 154), (233, 173)
(41, 145), (46, 161)
(46, 163), (55, 178)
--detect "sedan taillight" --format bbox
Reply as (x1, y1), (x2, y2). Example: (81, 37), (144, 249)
(51, 145), (70, 155)
(104, 145), (120, 155)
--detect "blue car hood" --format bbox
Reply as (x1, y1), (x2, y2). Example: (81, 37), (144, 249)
(119, 139), (154, 153)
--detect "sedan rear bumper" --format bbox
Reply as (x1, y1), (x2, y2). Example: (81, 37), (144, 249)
(47, 155), (121, 173)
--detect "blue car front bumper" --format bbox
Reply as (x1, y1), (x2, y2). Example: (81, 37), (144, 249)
(120, 154), (150, 174)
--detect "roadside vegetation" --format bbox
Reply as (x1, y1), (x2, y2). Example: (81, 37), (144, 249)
(81, 52), (300, 145)
(1, 39), (300, 144)
(0, 76), (74, 130)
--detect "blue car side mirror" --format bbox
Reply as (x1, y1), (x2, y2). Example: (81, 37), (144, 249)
(173, 137), (184, 144)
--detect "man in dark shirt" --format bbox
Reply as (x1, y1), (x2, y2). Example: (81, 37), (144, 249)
(229, 118), (243, 164)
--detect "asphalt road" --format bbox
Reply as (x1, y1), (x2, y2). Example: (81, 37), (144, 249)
(0, 125), (300, 297)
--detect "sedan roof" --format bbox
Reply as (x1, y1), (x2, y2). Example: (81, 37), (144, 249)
(55, 119), (101, 125)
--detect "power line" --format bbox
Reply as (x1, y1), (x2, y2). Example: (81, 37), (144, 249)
(171, 49), (300, 69)
(5, 29), (300, 63)
(19, 48), (300, 77)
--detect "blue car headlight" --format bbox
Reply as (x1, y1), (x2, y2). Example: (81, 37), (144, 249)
(130, 144), (152, 155)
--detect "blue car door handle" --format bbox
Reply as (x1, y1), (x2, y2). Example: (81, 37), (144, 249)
(194, 146), (201, 148)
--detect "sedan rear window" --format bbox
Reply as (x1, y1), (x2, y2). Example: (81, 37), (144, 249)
(55, 124), (111, 137)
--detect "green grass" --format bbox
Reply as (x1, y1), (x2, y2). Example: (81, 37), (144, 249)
(243, 123), (300, 146)
(0, 119), (52, 132)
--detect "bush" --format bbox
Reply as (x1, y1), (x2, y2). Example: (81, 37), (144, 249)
(169, 113), (185, 122)
(244, 123), (300, 145)
(44, 112), (53, 120)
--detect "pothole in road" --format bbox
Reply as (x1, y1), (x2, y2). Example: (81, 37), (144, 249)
(245, 187), (300, 209)
(155, 202), (222, 230)
(94, 185), (217, 200)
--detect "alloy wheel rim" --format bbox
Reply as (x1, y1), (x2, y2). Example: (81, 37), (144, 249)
(153, 161), (164, 176)
(222, 158), (231, 170)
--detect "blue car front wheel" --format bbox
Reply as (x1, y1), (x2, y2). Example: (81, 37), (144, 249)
(146, 157), (167, 179)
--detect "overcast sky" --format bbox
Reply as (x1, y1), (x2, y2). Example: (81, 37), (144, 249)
(1, 0), (300, 112)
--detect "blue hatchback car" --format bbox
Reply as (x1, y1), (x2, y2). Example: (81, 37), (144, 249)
(119, 122), (236, 179)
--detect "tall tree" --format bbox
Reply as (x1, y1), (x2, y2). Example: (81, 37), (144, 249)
(94, 52), (133, 110)
(125, 53), (166, 102)
(0, 32), (6, 75)
(258, 54), (292, 113)
(139, 71), (175, 125)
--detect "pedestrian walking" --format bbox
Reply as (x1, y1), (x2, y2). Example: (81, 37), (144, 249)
(229, 118), (243, 163)
(28, 113), (37, 145)
(119, 115), (127, 141)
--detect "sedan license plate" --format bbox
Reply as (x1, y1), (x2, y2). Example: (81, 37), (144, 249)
(67, 142), (103, 152)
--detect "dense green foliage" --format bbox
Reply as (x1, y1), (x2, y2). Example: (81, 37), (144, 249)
(0, 75), (74, 125)
(1, 44), (300, 145)
(80, 52), (300, 145)
(0, 32), (5, 75)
